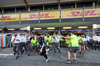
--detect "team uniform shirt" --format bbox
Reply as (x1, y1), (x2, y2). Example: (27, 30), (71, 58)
(57, 35), (61, 41)
(86, 36), (91, 41)
(50, 37), (55, 43)
(47, 36), (52, 43)
(66, 36), (71, 47)
(46, 37), (50, 42)
(55, 37), (60, 43)
(44, 36), (48, 46)
(66, 39), (71, 47)
(26, 37), (29, 42)
(77, 36), (81, 43)
(97, 36), (100, 42)
(84, 37), (88, 41)
(70, 35), (79, 47)
(20, 36), (27, 43)
(78, 36), (84, 43)
(31, 38), (39, 46)
(11, 35), (21, 43)
(45, 36), (51, 46)
(37, 37), (46, 47)
(77, 36), (81, 40)
(61, 38), (65, 41)
(81, 37), (84, 43)
(92, 36), (98, 41)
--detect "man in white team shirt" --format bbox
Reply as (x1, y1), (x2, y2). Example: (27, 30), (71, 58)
(20, 34), (27, 54)
(86, 36), (91, 42)
(98, 35), (100, 47)
(11, 33), (21, 60)
(92, 34), (98, 50)
(53, 36), (61, 54)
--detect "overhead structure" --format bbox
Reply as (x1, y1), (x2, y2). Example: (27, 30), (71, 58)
(0, 0), (95, 7)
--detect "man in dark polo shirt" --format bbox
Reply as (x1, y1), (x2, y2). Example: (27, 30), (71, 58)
(36, 33), (48, 62)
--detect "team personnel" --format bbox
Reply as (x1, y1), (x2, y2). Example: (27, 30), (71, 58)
(60, 35), (66, 47)
(63, 32), (79, 64)
(78, 35), (84, 55)
(65, 35), (71, 50)
(97, 36), (100, 47)
(10, 32), (98, 63)
(49, 35), (54, 50)
(26, 35), (30, 50)
(46, 35), (51, 51)
(28, 37), (39, 56)
(11, 33), (21, 60)
(53, 36), (61, 54)
(84, 36), (90, 51)
(20, 34), (27, 54)
(86, 36), (91, 45)
(29, 34), (34, 41)
(36, 33), (48, 62)
(57, 35), (61, 48)
(92, 34), (98, 50)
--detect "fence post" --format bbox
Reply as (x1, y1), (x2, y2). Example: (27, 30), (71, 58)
(83, 8), (84, 22)
(38, 10), (40, 23)
(19, 12), (21, 25)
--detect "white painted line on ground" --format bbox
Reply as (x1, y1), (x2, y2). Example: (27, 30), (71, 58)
(0, 54), (13, 55)
(0, 54), (13, 57)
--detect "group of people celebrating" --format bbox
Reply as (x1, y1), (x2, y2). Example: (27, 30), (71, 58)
(11, 32), (95, 64)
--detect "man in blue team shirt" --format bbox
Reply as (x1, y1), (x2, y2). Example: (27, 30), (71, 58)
(36, 33), (48, 62)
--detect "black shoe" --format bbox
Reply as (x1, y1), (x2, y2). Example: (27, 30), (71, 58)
(28, 54), (30, 56)
(13, 53), (16, 55)
(66, 60), (71, 64)
(73, 60), (77, 63)
(16, 56), (19, 60)
(80, 52), (82, 55)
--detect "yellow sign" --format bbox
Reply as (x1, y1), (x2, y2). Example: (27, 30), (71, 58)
(40, 11), (59, 20)
(3, 14), (19, 22)
(0, 15), (2, 22)
(21, 12), (38, 21)
(21, 11), (59, 21)
(1, 8), (100, 22)
(61, 8), (100, 18)
(61, 9), (83, 19)
(84, 8), (100, 17)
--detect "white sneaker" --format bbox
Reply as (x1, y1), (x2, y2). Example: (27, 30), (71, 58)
(46, 52), (48, 55)
(46, 49), (49, 52)
(47, 49), (50, 51)
(46, 49), (48, 52)
(46, 49), (49, 51)
(46, 59), (49, 62)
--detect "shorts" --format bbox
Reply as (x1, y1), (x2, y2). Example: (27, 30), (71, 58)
(26, 41), (30, 45)
(67, 47), (79, 53)
(49, 42), (55, 45)
(79, 43), (84, 46)
(84, 41), (87, 45)
(60, 41), (66, 44)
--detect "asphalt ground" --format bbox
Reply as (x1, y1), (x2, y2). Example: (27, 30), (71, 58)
(0, 47), (100, 66)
